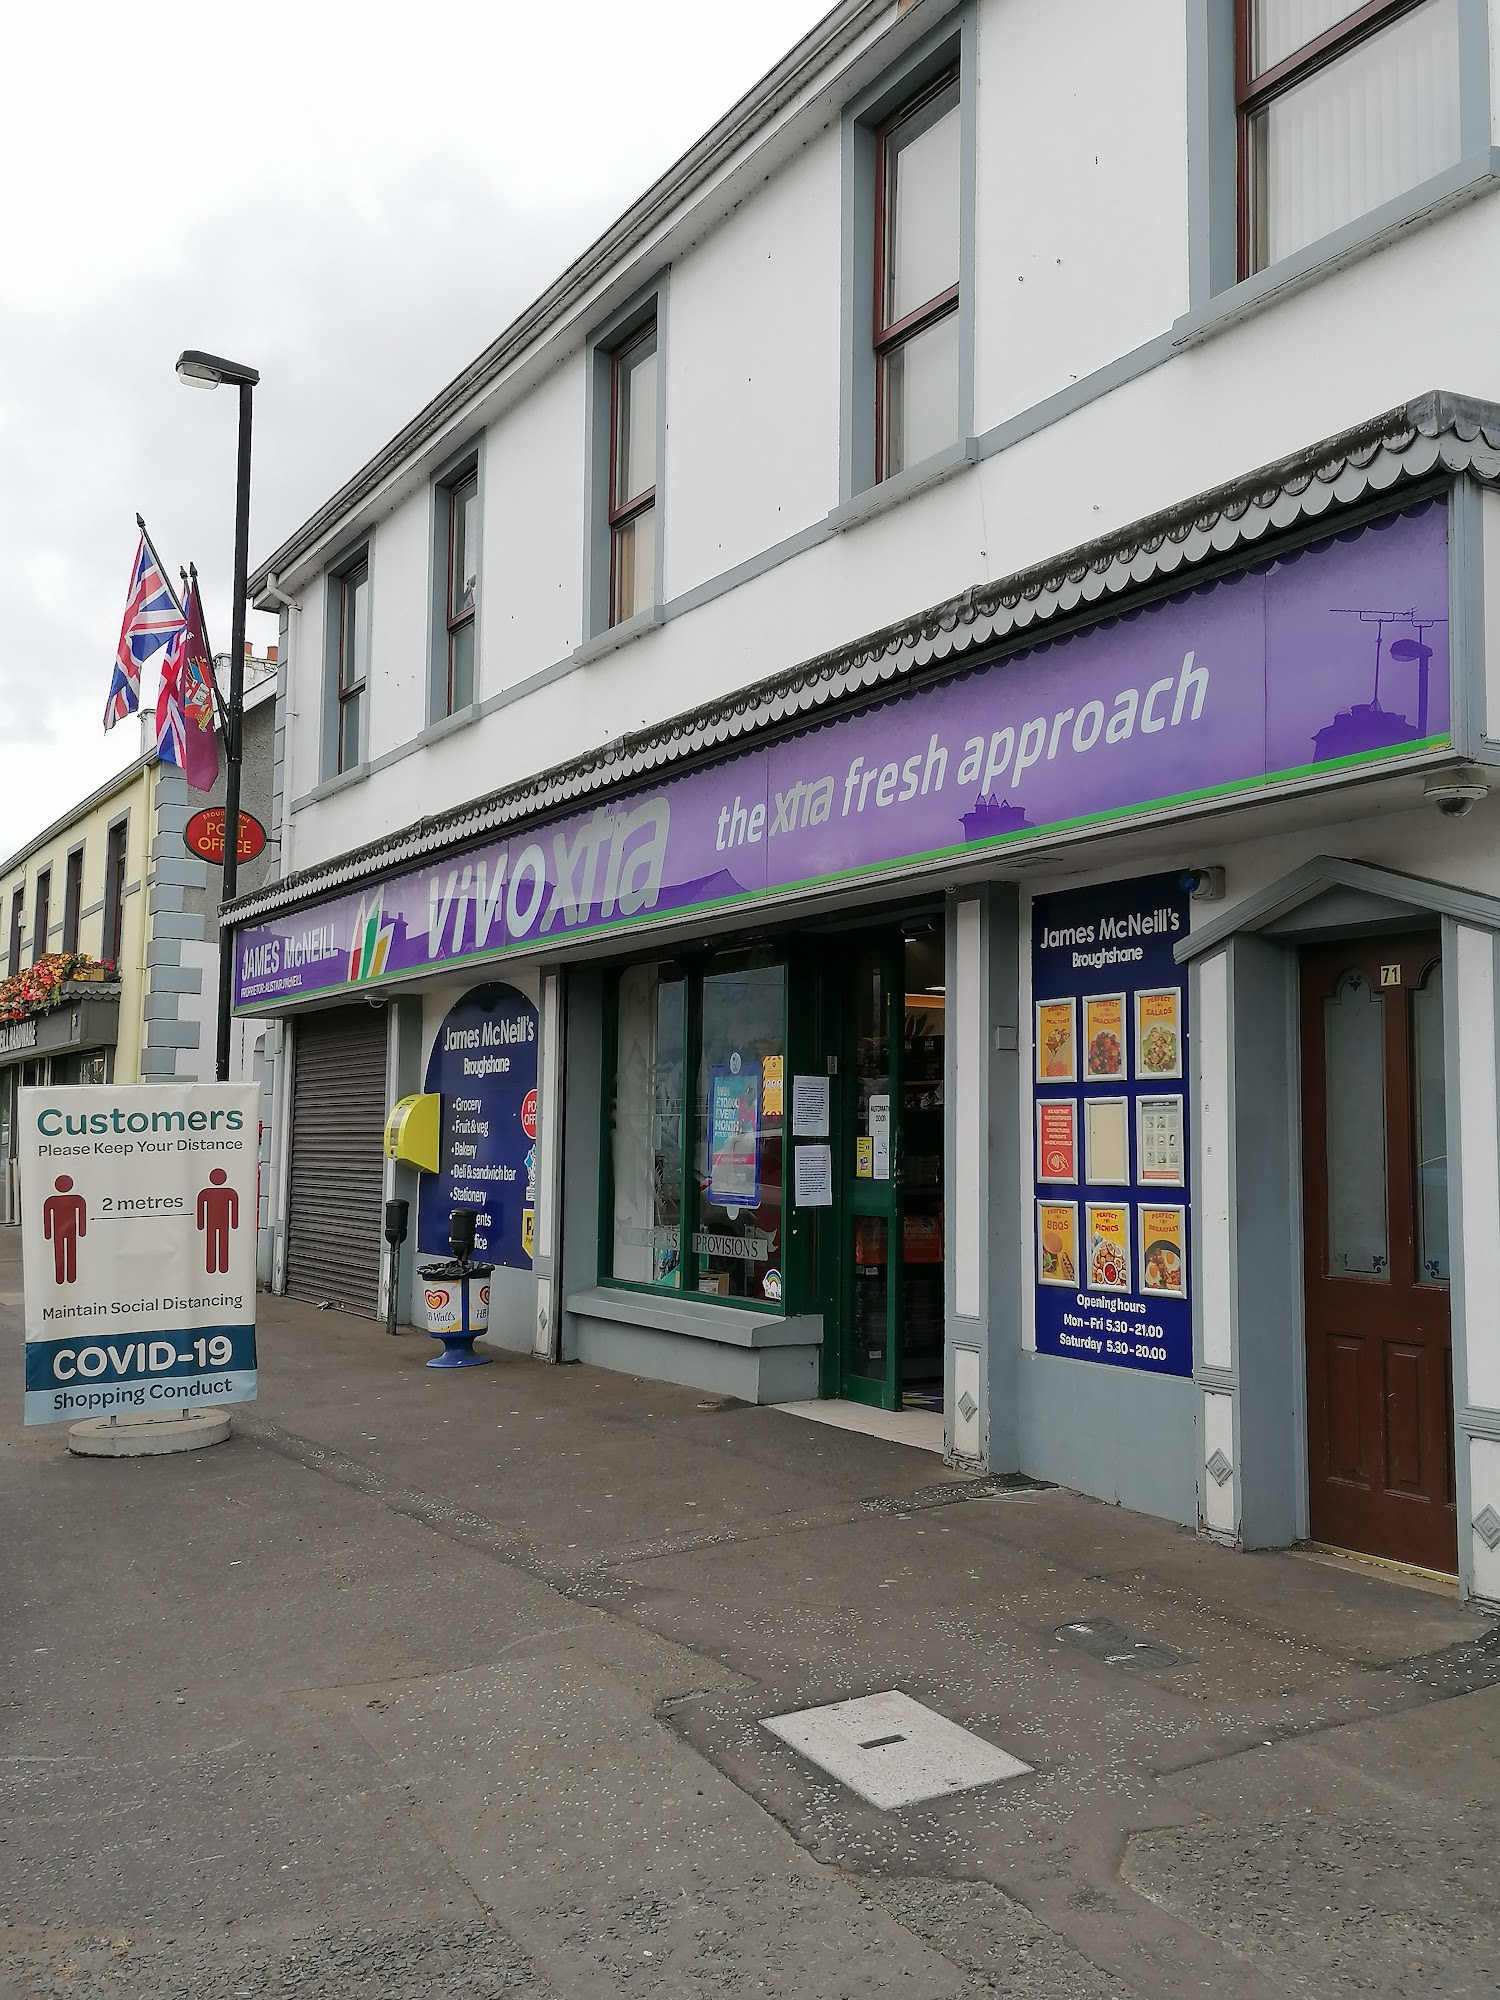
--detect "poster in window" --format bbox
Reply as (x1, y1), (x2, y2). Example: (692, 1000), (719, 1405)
(1137, 1095), (1184, 1186)
(869, 1094), (891, 1180)
(1037, 1201), (1078, 1287)
(1037, 1099), (1077, 1183)
(1139, 1206), (1187, 1299)
(1135, 987), (1183, 1079)
(1084, 1097), (1130, 1186)
(1084, 1203), (1131, 1292)
(707, 1062), (761, 1207)
(1083, 994), (1127, 1080)
(763, 1054), (784, 1118)
(1035, 998), (1076, 1082)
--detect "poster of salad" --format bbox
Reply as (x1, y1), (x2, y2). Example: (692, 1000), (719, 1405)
(1083, 994), (1126, 1079)
(1136, 988), (1182, 1079)
(1030, 873), (1192, 1377)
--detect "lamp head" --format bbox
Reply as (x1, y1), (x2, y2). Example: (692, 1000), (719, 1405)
(175, 349), (260, 391)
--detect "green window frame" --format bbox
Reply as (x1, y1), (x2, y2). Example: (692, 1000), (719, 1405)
(600, 947), (792, 1313)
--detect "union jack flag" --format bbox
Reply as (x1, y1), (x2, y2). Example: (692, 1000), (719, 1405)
(104, 528), (184, 731)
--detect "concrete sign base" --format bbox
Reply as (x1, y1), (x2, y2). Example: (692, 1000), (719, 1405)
(68, 1411), (232, 1458)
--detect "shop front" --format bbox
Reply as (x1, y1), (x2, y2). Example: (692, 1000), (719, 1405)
(232, 439), (1500, 1603)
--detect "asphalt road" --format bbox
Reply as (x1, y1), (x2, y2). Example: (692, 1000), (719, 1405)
(2, 1227), (1497, 1998)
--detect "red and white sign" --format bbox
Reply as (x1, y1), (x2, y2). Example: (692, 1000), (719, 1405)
(184, 807), (267, 865)
(520, 1089), (538, 1140)
(1037, 1099), (1077, 1183)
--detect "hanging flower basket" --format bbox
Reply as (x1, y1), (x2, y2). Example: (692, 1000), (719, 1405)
(0, 953), (119, 1025)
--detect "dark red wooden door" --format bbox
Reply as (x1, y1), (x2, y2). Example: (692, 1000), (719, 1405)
(1301, 935), (1455, 1572)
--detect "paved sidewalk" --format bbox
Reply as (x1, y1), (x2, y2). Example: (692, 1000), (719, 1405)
(2, 1227), (1497, 1998)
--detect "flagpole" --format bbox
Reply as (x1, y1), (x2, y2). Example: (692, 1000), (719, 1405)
(135, 513), (185, 619)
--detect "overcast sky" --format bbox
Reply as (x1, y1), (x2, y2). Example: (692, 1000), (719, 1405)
(0, 0), (833, 865)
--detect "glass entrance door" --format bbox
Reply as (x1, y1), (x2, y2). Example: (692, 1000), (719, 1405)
(1300, 934), (1455, 1572)
(835, 927), (946, 1410)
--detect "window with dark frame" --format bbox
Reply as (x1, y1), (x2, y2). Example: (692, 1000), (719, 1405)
(608, 323), (657, 627)
(1236, 0), (1461, 277)
(62, 848), (83, 955)
(7, 886), (23, 978)
(874, 68), (961, 483)
(102, 820), (127, 967)
(336, 560), (370, 774)
(31, 868), (50, 963)
(444, 470), (478, 714)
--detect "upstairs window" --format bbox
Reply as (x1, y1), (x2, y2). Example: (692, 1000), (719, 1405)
(7, 886), (22, 977)
(609, 324), (657, 626)
(1238, 0), (1461, 275)
(444, 468), (479, 714)
(32, 867), (50, 962)
(336, 561), (369, 774)
(62, 847), (83, 954)
(875, 70), (961, 481)
(103, 820), (127, 965)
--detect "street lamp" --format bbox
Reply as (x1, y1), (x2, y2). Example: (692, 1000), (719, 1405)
(175, 349), (259, 1083)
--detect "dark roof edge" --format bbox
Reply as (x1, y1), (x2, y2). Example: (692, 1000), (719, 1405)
(248, 0), (887, 598)
(225, 389), (1500, 927)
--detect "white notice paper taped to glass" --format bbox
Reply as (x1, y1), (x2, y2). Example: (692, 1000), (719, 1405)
(791, 1073), (830, 1138)
(869, 1095), (891, 1180)
(794, 1143), (833, 1207)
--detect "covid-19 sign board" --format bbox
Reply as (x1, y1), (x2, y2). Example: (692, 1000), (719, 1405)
(17, 1084), (259, 1426)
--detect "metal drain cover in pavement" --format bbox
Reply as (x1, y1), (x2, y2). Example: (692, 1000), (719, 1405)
(762, 1690), (1031, 1809)
(1056, 1617), (1187, 1672)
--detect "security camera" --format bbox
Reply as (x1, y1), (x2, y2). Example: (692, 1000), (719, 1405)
(1424, 769), (1489, 818)
(1178, 867), (1225, 902)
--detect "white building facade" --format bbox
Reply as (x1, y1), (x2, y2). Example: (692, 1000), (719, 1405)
(233, 0), (1500, 1600)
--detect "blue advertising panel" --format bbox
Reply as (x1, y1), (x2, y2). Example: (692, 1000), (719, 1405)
(1032, 874), (1192, 1377)
(418, 984), (539, 1267)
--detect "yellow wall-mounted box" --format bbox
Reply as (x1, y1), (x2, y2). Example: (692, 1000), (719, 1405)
(384, 1093), (441, 1173)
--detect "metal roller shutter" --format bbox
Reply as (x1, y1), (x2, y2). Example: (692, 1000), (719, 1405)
(284, 1005), (389, 1315)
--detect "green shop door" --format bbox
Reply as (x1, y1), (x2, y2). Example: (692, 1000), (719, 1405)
(836, 927), (946, 1411)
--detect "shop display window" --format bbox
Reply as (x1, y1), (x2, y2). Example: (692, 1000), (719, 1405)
(605, 949), (786, 1309)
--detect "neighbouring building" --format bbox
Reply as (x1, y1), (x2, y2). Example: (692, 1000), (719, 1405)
(0, 651), (278, 1227)
(230, 0), (1500, 1604)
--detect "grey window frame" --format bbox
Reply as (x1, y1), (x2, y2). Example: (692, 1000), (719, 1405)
(102, 816), (128, 967)
(840, 6), (976, 505)
(428, 438), (484, 727)
(61, 843), (83, 955)
(583, 277), (667, 645)
(7, 885), (23, 977)
(1185, 0), (1493, 322)
(321, 540), (372, 782)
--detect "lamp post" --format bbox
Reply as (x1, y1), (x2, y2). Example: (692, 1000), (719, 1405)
(175, 348), (259, 1083)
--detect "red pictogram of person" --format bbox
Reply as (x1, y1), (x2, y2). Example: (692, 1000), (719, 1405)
(42, 1175), (87, 1285)
(196, 1168), (239, 1275)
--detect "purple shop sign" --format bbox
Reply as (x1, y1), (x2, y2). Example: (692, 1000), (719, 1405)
(236, 503), (1450, 1011)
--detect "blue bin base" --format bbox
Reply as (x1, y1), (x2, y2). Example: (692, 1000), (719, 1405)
(426, 1333), (493, 1368)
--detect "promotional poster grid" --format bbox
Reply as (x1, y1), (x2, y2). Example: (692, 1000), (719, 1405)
(1032, 875), (1192, 1377)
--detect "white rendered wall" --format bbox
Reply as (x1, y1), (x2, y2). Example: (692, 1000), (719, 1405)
(665, 132), (842, 595)
(972, 0), (1189, 431)
(275, 0), (1500, 886)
